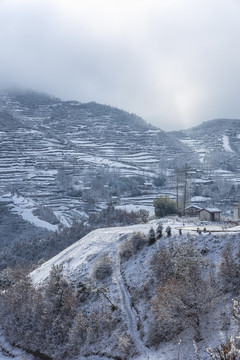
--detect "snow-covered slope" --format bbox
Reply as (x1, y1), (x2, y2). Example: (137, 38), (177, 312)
(0, 90), (191, 228)
(31, 221), (160, 285)
(171, 118), (240, 169)
(30, 217), (240, 360)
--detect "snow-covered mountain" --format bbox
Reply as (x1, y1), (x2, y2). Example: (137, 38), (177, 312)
(0, 90), (191, 227)
(171, 118), (240, 168)
(1, 90), (240, 242)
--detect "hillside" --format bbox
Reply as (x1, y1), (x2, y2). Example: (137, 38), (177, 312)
(1, 91), (240, 359)
(171, 118), (240, 168)
(0, 218), (239, 359)
(1, 90), (240, 232)
(0, 90), (191, 229)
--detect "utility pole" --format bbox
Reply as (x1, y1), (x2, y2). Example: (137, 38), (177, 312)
(175, 170), (180, 213)
(182, 164), (190, 216)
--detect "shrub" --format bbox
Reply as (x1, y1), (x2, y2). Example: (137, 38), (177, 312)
(92, 255), (113, 281)
(153, 276), (215, 341)
(165, 226), (171, 237)
(151, 245), (175, 285)
(220, 245), (240, 294)
(152, 242), (216, 341)
(148, 227), (156, 246)
(118, 232), (147, 261)
(33, 205), (60, 225)
(156, 223), (163, 239)
(153, 176), (166, 188)
(206, 339), (239, 359)
(153, 196), (178, 218)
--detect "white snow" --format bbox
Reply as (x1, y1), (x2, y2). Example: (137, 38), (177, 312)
(0, 333), (35, 360)
(29, 216), (240, 360)
(31, 222), (157, 285)
(116, 204), (155, 216)
(5, 194), (59, 231)
(222, 135), (234, 152)
(180, 138), (208, 163)
(190, 196), (211, 202)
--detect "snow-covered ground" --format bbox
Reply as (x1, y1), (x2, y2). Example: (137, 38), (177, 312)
(31, 220), (160, 285)
(222, 135), (234, 152)
(1, 194), (59, 231)
(180, 138), (208, 163)
(29, 216), (240, 360)
(0, 333), (35, 360)
(116, 204), (155, 217)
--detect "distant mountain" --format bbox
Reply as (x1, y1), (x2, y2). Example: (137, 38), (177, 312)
(0, 90), (191, 227)
(171, 118), (240, 170)
(1, 89), (240, 230)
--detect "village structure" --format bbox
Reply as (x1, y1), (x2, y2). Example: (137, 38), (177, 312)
(199, 208), (221, 221)
(185, 204), (222, 221)
(184, 202), (240, 223)
(233, 203), (240, 221)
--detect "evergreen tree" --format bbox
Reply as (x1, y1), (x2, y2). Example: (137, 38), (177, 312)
(153, 196), (178, 218)
(148, 227), (156, 245)
(156, 223), (163, 239)
(165, 226), (171, 237)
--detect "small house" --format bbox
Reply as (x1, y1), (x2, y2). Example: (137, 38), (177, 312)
(185, 205), (202, 216)
(199, 208), (221, 221)
(233, 203), (240, 221)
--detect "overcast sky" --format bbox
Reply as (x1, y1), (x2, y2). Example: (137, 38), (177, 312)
(0, 0), (240, 130)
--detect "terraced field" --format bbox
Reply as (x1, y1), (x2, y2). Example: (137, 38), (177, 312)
(1, 91), (240, 229)
(0, 91), (191, 227)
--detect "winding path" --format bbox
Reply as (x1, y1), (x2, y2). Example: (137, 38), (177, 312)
(111, 237), (148, 356)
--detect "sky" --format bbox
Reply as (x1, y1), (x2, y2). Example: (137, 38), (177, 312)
(0, 0), (240, 130)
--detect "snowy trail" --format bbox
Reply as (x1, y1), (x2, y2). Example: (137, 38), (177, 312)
(111, 239), (148, 356)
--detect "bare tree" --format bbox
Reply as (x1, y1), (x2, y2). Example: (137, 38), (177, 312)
(152, 244), (216, 341)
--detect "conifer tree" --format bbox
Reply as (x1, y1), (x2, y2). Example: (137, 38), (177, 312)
(148, 227), (156, 245)
(156, 223), (163, 239)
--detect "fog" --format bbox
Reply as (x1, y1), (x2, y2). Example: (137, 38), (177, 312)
(0, 0), (240, 130)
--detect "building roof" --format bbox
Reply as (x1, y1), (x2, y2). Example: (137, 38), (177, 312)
(200, 208), (222, 213)
(185, 205), (202, 210)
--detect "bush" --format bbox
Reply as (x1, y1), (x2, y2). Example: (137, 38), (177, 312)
(148, 227), (156, 246)
(151, 245), (175, 285)
(220, 245), (240, 294)
(206, 339), (239, 359)
(153, 176), (166, 188)
(152, 242), (216, 341)
(88, 205), (149, 227)
(92, 255), (113, 281)
(165, 226), (171, 237)
(33, 205), (60, 225)
(119, 232), (147, 261)
(153, 196), (178, 218)
(156, 223), (163, 239)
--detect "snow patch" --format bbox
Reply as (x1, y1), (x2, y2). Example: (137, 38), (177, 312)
(5, 194), (59, 231)
(222, 135), (234, 152)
